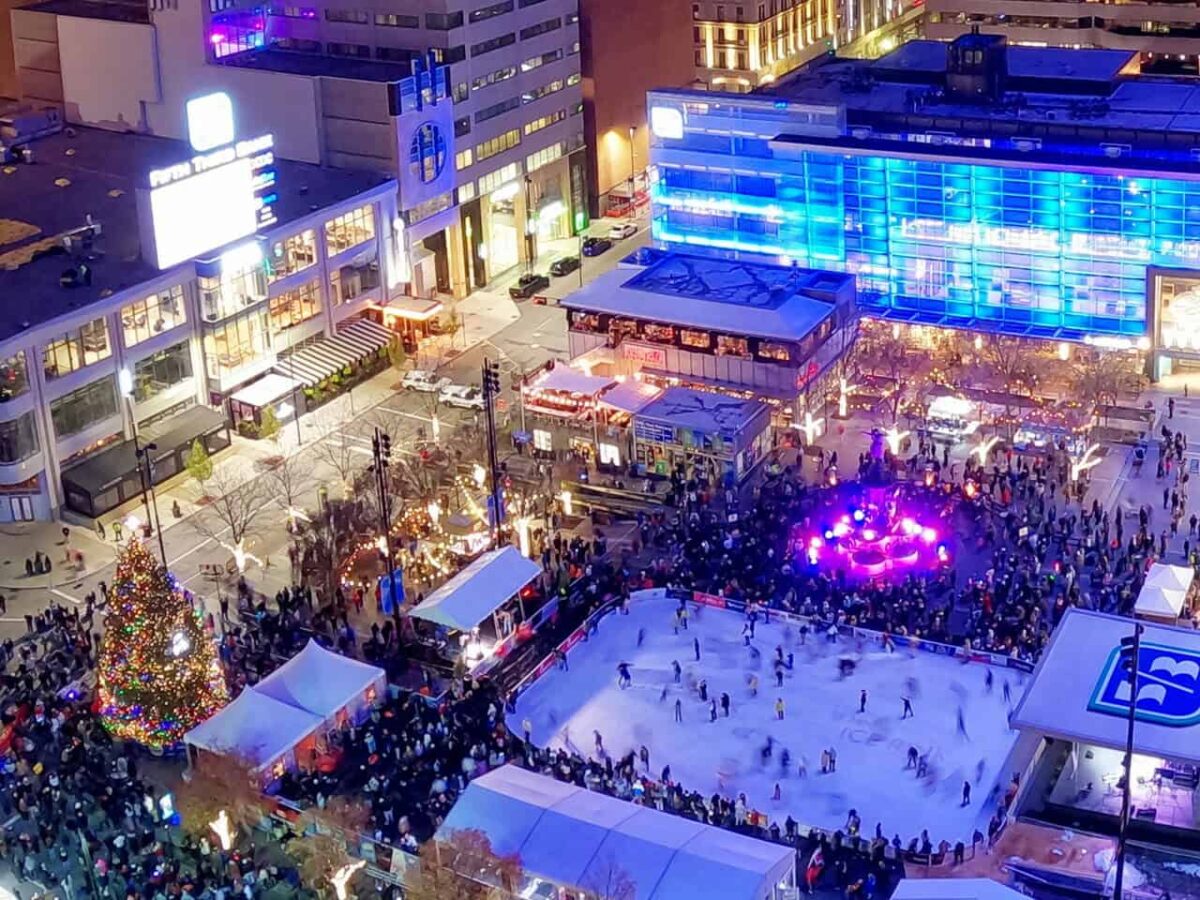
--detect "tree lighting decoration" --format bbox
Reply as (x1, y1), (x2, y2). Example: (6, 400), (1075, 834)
(331, 860), (367, 900)
(1071, 443), (1104, 481)
(884, 425), (910, 456)
(210, 809), (234, 851)
(970, 435), (1001, 467)
(97, 539), (228, 750)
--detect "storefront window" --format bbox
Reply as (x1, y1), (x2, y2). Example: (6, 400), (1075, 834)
(331, 254), (381, 305)
(268, 230), (318, 283)
(203, 309), (270, 380)
(49, 376), (118, 438)
(0, 351), (29, 402)
(132, 341), (194, 403)
(757, 341), (791, 362)
(680, 329), (710, 350)
(269, 279), (322, 332)
(1157, 274), (1200, 352)
(644, 323), (676, 344)
(716, 334), (750, 358)
(570, 312), (601, 332)
(199, 263), (268, 323)
(121, 285), (187, 347)
(0, 411), (38, 463)
(325, 205), (376, 255)
(42, 318), (112, 379)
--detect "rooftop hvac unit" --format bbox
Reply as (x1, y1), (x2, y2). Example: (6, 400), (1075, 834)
(1101, 143), (1130, 159)
(1013, 138), (1041, 153)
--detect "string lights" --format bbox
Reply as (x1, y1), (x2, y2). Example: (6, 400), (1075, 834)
(96, 539), (228, 750)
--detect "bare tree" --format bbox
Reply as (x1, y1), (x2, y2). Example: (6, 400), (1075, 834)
(313, 411), (362, 500)
(581, 854), (637, 900)
(175, 753), (264, 844)
(404, 830), (523, 900)
(855, 324), (933, 425)
(1072, 349), (1141, 418)
(286, 799), (372, 898)
(975, 334), (1037, 437)
(192, 466), (272, 559)
(266, 454), (314, 527)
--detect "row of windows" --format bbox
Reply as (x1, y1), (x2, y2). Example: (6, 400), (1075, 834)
(470, 0), (513, 22)
(520, 16), (561, 39)
(526, 140), (564, 174)
(471, 32), (516, 57)
(521, 48), (562, 72)
(525, 108), (566, 136)
(472, 64), (518, 91)
(479, 162), (520, 196)
(121, 285), (187, 349)
(43, 319), (111, 381)
(523, 77), (566, 104)
(476, 128), (522, 163)
(476, 96), (521, 123)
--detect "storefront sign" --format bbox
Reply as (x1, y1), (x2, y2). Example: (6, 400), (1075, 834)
(634, 420), (675, 444)
(533, 429), (553, 452)
(598, 442), (621, 466)
(1089, 641), (1200, 727)
(622, 343), (667, 368)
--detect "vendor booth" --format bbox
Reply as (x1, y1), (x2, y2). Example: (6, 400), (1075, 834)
(1012, 404), (1091, 455)
(251, 639), (386, 728)
(1135, 564), (1196, 625)
(228, 373), (304, 435)
(1012, 609), (1200, 849)
(924, 395), (979, 444)
(183, 689), (324, 780)
(409, 546), (542, 674)
(631, 387), (770, 481)
(439, 765), (797, 900)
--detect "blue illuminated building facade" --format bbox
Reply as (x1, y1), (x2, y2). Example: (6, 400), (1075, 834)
(647, 37), (1200, 373)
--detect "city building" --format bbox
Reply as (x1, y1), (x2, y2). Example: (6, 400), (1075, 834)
(647, 35), (1200, 381)
(562, 251), (857, 421)
(689, 0), (921, 94)
(0, 110), (399, 523)
(576, 0), (694, 217)
(924, 0), (1200, 78)
(9, 0), (585, 297)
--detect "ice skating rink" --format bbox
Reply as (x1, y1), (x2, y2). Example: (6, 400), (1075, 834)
(511, 592), (1022, 843)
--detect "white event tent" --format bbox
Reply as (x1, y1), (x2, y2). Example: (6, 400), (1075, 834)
(184, 688), (323, 774)
(437, 765), (795, 900)
(1134, 563), (1194, 623)
(891, 879), (1028, 900)
(410, 546), (542, 632)
(252, 638), (386, 728)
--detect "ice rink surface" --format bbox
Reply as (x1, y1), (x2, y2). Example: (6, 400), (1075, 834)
(511, 592), (1023, 843)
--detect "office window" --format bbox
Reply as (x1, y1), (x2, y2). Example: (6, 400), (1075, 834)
(131, 341), (193, 403)
(736, 5), (744, 21)
(524, 108), (566, 135)
(377, 46), (420, 62)
(478, 162), (519, 196)
(0, 351), (29, 403)
(472, 65), (518, 90)
(476, 96), (521, 123)
(469, 0), (513, 22)
(121, 285), (187, 348)
(269, 280), (322, 332)
(521, 48), (561, 71)
(325, 8), (367, 22)
(454, 82), (469, 102)
(476, 129), (521, 162)
(325, 204), (376, 254)
(50, 376), (118, 438)
(375, 11), (418, 25)
(199, 255), (268, 323)
(43, 318), (111, 380)
(526, 141), (564, 173)
(471, 33), (516, 57)
(693, 25), (702, 42)
(425, 10), (463, 28)
(567, 72), (580, 85)
(328, 41), (370, 57)
(458, 182), (476, 202)
(455, 116), (472, 137)
(693, 3), (700, 19)
(268, 230), (318, 282)
(330, 250), (381, 305)
(680, 328), (711, 350)
(0, 410), (38, 464)
(271, 4), (315, 16)
(456, 148), (474, 170)
(431, 45), (466, 63)
(716, 334), (750, 357)
(520, 16), (560, 39)
(273, 37), (320, 52)
(203, 309), (270, 380)
(523, 77), (564, 103)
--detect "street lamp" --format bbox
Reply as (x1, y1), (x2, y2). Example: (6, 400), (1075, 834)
(119, 367), (167, 567)
(1113, 623), (1144, 900)
(628, 125), (637, 204)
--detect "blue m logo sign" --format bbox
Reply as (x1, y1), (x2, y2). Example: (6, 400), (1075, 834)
(1089, 641), (1200, 727)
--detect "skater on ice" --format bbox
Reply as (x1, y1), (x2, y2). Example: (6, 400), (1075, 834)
(694, 636), (701, 661)
(672, 660), (682, 683)
(699, 678), (708, 702)
(674, 698), (683, 722)
(859, 689), (868, 713)
(901, 696), (915, 719)
(720, 691), (731, 716)
(709, 699), (718, 722)
(775, 697), (785, 720)
(961, 781), (972, 806)
(617, 662), (632, 688)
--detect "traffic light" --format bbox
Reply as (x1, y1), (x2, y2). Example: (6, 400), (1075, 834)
(483, 359), (502, 397)
(1119, 634), (1139, 678)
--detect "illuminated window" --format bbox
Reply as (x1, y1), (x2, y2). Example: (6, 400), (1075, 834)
(525, 141), (565, 173)
(202, 309), (269, 380)
(458, 182), (476, 203)
(43, 318), (112, 380)
(524, 109), (566, 135)
(478, 162), (520, 196)
(268, 230), (317, 283)
(716, 334), (750, 357)
(409, 123), (448, 184)
(757, 341), (790, 362)
(644, 323), (676, 343)
(375, 11), (419, 25)
(269, 280), (322, 332)
(0, 351), (29, 403)
(0, 410), (38, 463)
(49, 376), (118, 438)
(199, 261), (268, 323)
(131, 341), (193, 402)
(456, 148), (474, 170)
(121, 285), (187, 347)
(521, 49), (562, 71)
(472, 65), (518, 91)
(330, 250), (380, 305)
(523, 77), (564, 104)
(475, 129), (521, 162)
(325, 205), (376, 254)
(469, 0), (513, 22)
(680, 329), (711, 349)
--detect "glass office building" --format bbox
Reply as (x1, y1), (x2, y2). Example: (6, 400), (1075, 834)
(647, 85), (1200, 353)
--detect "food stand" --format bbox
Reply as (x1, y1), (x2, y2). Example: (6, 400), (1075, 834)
(925, 395), (979, 444)
(1012, 404), (1091, 455)
(631, 387), (771, 481)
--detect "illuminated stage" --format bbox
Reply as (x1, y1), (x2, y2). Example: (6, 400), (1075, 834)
(792, 483), (952, 581)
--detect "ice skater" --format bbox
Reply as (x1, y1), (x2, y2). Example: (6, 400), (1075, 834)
(775, 697), (786, 720)
(828, 746), (837, 772)
(749, 673), (759, 696)
(699, 679), (708, 702)
(820, 749), (830, 774)
(901, 695), (914, 719)
(906, 745), (918, 769)
(594, 730), (604, 754)
(694, 636), (701, 661)
(775, 663), (785, 688)
(956, 706), (969, 740)
(859, 689), (868, 713)
(522, 718), (533, 743)
(985, 669), (994, 694)
(637, 627), (645, 648)
(617, 662), (632, 688)
(721, 692), (731, 717)
(742, 621), (753, 646)
(1002, 679), (1012, 705)
(961, 781), (972, 807)
(710, 699), (718, 722)
(639, 745), (650, 769)
(674, 698), (683, 722)
(672, 660), (682, 683)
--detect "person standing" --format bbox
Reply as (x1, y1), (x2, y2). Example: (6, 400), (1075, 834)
(859, 689), (868, 713)
(775, 697), (785, 720)
(694, 636), (701, 661)
(961, 781), (972, 807)
(829, 746), (837, 772)
(674, 698), (683, 722)
(672, 660), (682, 683)
(522, 718), (532, 743)
(902, 695), (915, 719)
(720, 692), (731, 717)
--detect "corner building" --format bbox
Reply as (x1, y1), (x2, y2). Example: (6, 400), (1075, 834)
(648, 34), (1200, 379)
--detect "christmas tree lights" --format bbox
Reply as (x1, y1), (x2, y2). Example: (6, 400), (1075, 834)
(97, 538), (228, 749)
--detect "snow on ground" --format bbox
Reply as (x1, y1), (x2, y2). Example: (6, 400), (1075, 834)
(511, 591), (1023, 844)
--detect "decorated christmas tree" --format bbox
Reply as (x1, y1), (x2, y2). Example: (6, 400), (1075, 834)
(97, 538), (228, 749)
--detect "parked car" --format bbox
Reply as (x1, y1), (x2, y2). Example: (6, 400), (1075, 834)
(549, 255), (581, 277)
(581, 237), (613, 257)
(509, 272), (550, 299)
(439, 384), (484, 410)
(402, 370), (450, 393)
(609, 221), (638, 240)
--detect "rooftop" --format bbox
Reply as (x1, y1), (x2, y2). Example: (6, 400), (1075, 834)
(0, 126), (393, 344)
(24, 0), (149, 23)
(751, 40), (1200, 163)
(637, 387), (768, 437)
(219, 48), (416, 83)
(561, 253), (850, 342)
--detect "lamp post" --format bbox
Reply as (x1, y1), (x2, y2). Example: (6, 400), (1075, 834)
(1113, 622), (1144, 900)
(482, 358), (507, 544)
(370, 427), (402, 637)
(628, 125), (637, 208)
(119, 368), (167, 567)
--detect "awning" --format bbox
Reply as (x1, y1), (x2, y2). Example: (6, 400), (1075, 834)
(275, 318), (392, 388)
(526, 367), (616, 397)
(410, 546), (542, 632)
(230, 373), (302, 410)
(599, 380), (663, 415)
(376, 295), (443, 322)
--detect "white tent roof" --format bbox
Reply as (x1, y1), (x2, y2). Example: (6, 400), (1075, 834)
(928, 395), (974, 418)
(1145, 563), (1194, 594)
(1135, 584), (1187, 619)
(1012, 608), (1200, 765)
(891, 878), (1027, 899)
(184, 689), (323, 770)
(252, 639), (385, 719)
(527, 366), (616, 397)
(410, 546), (542, 632)
(438, 766), (794, 900)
